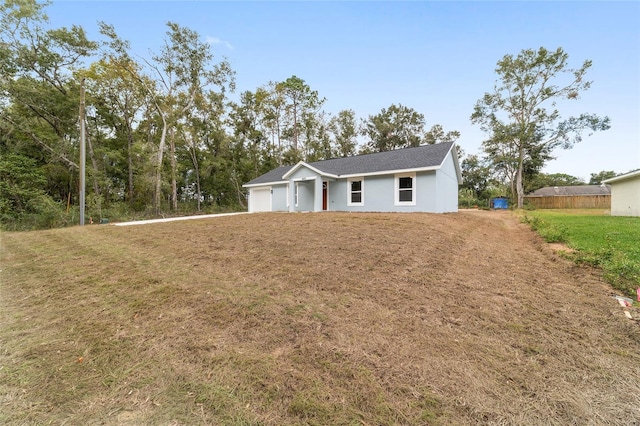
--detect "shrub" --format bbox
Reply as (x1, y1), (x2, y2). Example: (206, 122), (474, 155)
(0, 195), (71, 231)
(521, 215), (567, 243)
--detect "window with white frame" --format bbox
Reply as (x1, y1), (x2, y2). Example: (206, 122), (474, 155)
(348, 178), (364, 206)
(395, 173), (416, 205)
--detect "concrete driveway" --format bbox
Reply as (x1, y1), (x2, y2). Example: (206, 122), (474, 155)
(112, 212), (248, 227)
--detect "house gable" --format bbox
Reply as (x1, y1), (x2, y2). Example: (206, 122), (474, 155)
(282, 161), (338, 180)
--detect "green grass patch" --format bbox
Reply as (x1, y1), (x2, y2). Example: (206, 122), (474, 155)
(522, 210), (640, 297)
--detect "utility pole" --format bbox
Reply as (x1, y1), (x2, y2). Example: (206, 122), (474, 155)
(79, 78), (86, 226)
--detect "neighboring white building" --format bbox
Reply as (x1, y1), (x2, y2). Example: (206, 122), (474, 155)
(243, 142), (462, 214)
(603, 170), (640, 217)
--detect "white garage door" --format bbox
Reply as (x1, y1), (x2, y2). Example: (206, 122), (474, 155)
(249, 187), (271, 212)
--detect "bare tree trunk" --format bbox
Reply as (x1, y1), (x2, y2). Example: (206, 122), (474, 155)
(193, 150), (201, 212)
(86, 129), (101, 197)
(253, 141), (259, 177)
(276, 117), (282, 165)
(155, 119), (167, 216)
(125, 115), (135, 204)
(231, 172), (247, 209)
(169, 127), (178, 211)
(292, 100), (298, 152)
(516, 145), (525, 209)
(195, 168), (201, 211)
(185, 131), (202, 211)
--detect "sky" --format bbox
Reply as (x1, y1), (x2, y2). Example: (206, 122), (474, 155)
(44, 1), (640, 182)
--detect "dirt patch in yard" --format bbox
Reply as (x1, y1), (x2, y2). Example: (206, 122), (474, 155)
(1, 210), (639, 424)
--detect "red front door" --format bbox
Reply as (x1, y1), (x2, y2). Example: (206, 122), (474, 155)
(322, 181), (328, 210)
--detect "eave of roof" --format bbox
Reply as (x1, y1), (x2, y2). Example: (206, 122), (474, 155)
(602, 169), (640, 184)
(282, 161), (339, 180)
(243, 180), (288, 188)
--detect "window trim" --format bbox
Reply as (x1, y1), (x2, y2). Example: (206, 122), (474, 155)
(347, 177), (364, 206)
(395, 173), (416, 206)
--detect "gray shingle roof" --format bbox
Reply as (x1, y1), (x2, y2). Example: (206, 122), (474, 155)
(526, 185), (611, 197)
(244, 142), (454, 186)
(245, 165), (295, 185)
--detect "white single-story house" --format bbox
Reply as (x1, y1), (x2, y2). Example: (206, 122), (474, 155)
(243, 142), (462, 213)
(603, 170), (640, 217)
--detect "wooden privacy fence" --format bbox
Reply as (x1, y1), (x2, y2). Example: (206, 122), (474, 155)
(524, 195), (611, 209)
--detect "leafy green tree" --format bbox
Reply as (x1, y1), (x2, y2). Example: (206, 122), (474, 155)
(301, 111), (332, 162)
(85, 55), (151, 205)
(108, 21), (235, 213)
(1, 0), (98, 204)
(460, 154), (493, 200)
(261, 81), (288, 155)
(424, 123), (464, 158)
(362, 104), (425, 152)
(276, 75), (325, 155)
(482, 124), (553, 199)
(229, 90), (267, 149)
(589, 170), (617, 185)
(526, 173), (585, 193)
(329, 109), (359, 157)
(228, 87), (281, 180)
(0, 153), (46, 218)
(177, 90), (230, 211)
(471, 47), (611, 208)
(423, 124), (460, 145)
(0, 153), (68, 229)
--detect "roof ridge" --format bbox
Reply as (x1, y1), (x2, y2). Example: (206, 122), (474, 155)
(308, 141), (454, 167)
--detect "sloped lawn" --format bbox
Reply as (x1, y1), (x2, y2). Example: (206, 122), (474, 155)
(1, 211), (638, 424)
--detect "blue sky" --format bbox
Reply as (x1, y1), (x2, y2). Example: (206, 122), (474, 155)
(46, 1), (639, 181)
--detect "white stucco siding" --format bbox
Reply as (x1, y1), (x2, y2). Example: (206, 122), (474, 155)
(414, 172), (439, 212)
(434, 151), (461, 213)
(331, 175), (394, 211)
(328, 173), (440, 212)
(295, 181), (315, 211)
(271, 184), (289, 211)
(610, 176), (640, 217)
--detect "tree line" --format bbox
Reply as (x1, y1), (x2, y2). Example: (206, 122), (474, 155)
(0, 1), (464, 229)
(1, 1), (616, 229)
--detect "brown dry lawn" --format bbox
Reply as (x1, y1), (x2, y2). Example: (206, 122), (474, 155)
(1, 211), (639, 425)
